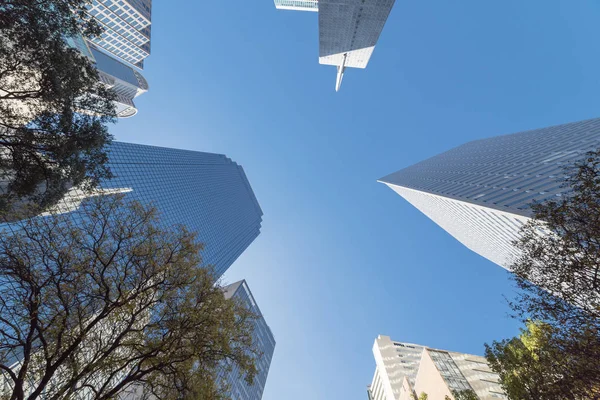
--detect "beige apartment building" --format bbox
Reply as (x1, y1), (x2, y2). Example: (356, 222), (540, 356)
(368, 335), (506, 400)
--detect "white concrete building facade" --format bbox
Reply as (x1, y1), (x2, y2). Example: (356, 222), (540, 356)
(273, 0), (395, 91)
(368, 335), (506, 400)
(379, 118), (600, 269)
(274, 0), (318, 11)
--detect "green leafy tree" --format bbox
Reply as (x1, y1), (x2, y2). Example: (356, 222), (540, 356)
(446, 389), (479, 400)
(508, 151), (600, 332)
(486, 151), (600, 399)
(413, 393), (428, 400)
(0, 195), (259, 400)
(0, 0), (116, 218)
(484, 322), (598, 400)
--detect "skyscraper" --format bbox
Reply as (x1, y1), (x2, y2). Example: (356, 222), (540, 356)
(369, 335), (506, 400)
(76, 0), (152, 117)
(219, 280), (276, 400)
(96, 142), (263, 278)
(85, 0), (152, 69)
(0, 144), (264, 397)
(1, 142), (262, 277)
(379, 118), (600, 269)
(273, 0), (395, 91)
(89, 46), (149, 117)
(274, 0), (318, 11)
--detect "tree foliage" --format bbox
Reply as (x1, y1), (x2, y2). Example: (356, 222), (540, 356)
(486, 150), (600, 399)
(509, 151), (600, 329)
(485, 322), (600, 400)
(0, 0), (116, 217)
(0, 195), (259, 400)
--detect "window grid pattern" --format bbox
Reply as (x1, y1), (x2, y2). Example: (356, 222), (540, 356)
(380, 118), (600, 217)
(99, 142), (263, 279)
(450, 354), (508, 399)
(89, 46), (148, 118)
(274, 0), (318, 11)
(371, 336), (507, 400)
(428, 350), (473, 393)
(392, 343), (424, 388)
(218, 281), (275, 400)
(387, 184), (528, 268)
(380, 118), (600, 269)
(371, 336), (425, 400)
(318, 0), (395, 69)
(86, 0), (152, 68)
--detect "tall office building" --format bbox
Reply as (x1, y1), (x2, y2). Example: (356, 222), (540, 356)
(76, 0), (152, 116)
(85, 0), (152, 69)
(1, 142), (262, 277)
(218, 280), (276, 400)
(368, 335), (506, 400)
(0, 142), (262, 278)
(379, 118), (600, 269)
(274, 0), (318, 11)
(90, 46), (149, 117)
(66, 35), (149, 118)
(97, 142), (263, 278)
(273, 0), (395, 91)
(0, 145), (264, 397)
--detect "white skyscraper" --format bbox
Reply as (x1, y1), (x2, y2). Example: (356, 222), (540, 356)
(273, 0), (395, 91)
(274, 0), (318, 11)
(369, 335), (506, 400)
(379, 118), (600, 269)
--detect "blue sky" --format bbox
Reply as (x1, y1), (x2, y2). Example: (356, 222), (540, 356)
(109, 1), (600, 398)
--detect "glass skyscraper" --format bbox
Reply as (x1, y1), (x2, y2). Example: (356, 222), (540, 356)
(66, 34), (148, 117)
(1, 142), (263, 279)
(380, 118), (600, 268)
(85, 0), (152, 69)
(92, 142), (263, 278)
(219, 280), (276, 400)
(72, 0), (153, 117)
(0, 144), (264, 396)
(89, 46), (149, 117)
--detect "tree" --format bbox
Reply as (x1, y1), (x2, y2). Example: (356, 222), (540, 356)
(0, 194), (259, 400)
(446, 389), (478, 400)
(486, 150), (600, 399)
(485, 321), (600, 400)
(0, 0), (117, 218)
(413, 393), (428, 400)
(508, 151), (600, 331)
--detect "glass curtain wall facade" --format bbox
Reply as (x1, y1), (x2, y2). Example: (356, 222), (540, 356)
(0, 142), (262, 278)
(0, 144), (264, 396)
(71, 0), (152, 117)
(89, 46), (149, 117)
(85, 0), (152, 69)
(379, 118), (600, 268)
(98, 142), (263, 278)
(218, 281), (276, 400)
